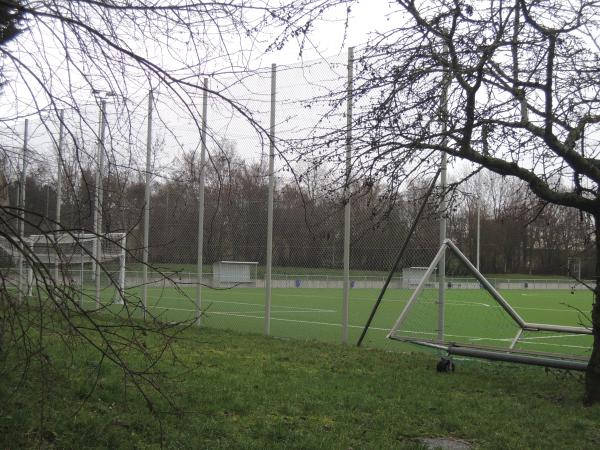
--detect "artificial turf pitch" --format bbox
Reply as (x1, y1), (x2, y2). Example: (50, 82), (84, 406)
(90, 284), (593, 359)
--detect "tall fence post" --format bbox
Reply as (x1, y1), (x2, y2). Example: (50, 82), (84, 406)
(342, 47), (354, 344)
(196, 78), (209, 326)
(94, 99), (107, 308)
(142, 90), (154, 319)
(476, 195), (481, 271)
(438, 66), (449, 343)
(265, 63), (276, 336)
(54, 110), (65, 284)
(18, 119), (28, 302)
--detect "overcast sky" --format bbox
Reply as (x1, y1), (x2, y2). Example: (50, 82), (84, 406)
(260, 0), (394, 66)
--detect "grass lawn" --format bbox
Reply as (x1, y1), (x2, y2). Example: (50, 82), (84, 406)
(1, 318), (599, 449)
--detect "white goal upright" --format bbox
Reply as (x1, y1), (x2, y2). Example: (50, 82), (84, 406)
(0, 232), (127, 300)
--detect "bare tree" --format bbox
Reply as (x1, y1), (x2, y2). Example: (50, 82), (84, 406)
(290, 0), (600, 403)
(0, 0), (353, 440)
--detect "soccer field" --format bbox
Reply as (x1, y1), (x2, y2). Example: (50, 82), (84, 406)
(94, 284), (594, 359)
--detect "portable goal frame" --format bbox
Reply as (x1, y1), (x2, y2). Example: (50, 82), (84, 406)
(387, 239), (592, 371)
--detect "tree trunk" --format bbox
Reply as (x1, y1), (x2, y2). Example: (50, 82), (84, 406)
(584, 215), (600, 405)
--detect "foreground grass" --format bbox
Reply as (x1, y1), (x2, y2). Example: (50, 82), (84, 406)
(1, 319), (599, 449)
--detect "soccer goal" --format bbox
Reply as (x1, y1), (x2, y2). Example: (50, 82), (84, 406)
(212, 261), (258, 288)
(0, 232), (127, 301)
(402, 267), (431, 288)
(387, 239), (593, 371)
(567, 256), (582, 281)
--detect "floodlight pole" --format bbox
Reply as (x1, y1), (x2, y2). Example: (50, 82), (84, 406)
(55, 110), (65, 284)
(142, 89), (154, 319)
(18, 119), (29, 303)
(196, 78), (208, 326)
(264, 63), (276, 336)
(342, 47), (354, 344)
(94, 99), (107, 308)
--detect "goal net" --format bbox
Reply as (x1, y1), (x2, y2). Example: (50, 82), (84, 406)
(388, 239), (592, 370)
(0, 232), (127, 298)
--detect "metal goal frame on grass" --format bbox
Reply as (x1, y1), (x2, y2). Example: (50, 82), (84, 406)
(387, 239), (592, 371)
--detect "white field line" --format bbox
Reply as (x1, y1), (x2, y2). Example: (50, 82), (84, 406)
(212, 309), (336, 315)
(149, 293), (490, 310)
(140, 291), (583, 315)
(349, 296), (585, 314)
(467, 333), (591, 350)
(515, 341), (591, 350)
(514, 333), (588, 341)
(149, 306), (371, 329)
(447, 301), (491, 307)
(87, 300), (335, 315)
(148, 297), (336, 313)
(411, 300), (585, 315)
(467, 333), (588, 343)
(469, 334), (589, 342)
(103, 302), (591, 351)
(96, 293), (590, 351)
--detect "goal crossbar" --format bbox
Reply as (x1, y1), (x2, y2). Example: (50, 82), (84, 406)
(0, 232), (126, 265)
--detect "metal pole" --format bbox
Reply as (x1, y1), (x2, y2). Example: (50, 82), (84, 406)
(142, 90), (153, 319)
(80, 244), (84, 308)
(18, 119), (28, 302)
(264, 63), (276, 336)
(476, 196), (481, 271)
(55, 110), (65, 284)
(196, 78), (208, 326)
(438, 70), (449, 343)
(342, 47), (354, 344)
(438, 159), (447, 342)
(95, 99), (106, 308)
(117, 234), (126, 304)
(357, 169), (441, 347)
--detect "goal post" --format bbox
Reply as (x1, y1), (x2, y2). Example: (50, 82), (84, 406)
(567, 256), (581, 281)
(0, 232), (127, 302)
(402, 267), (432, 288)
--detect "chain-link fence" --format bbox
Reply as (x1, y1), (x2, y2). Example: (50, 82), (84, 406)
(0, 49), (594, 350)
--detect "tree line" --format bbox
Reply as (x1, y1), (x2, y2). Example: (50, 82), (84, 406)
(3, 145), (594, 278)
